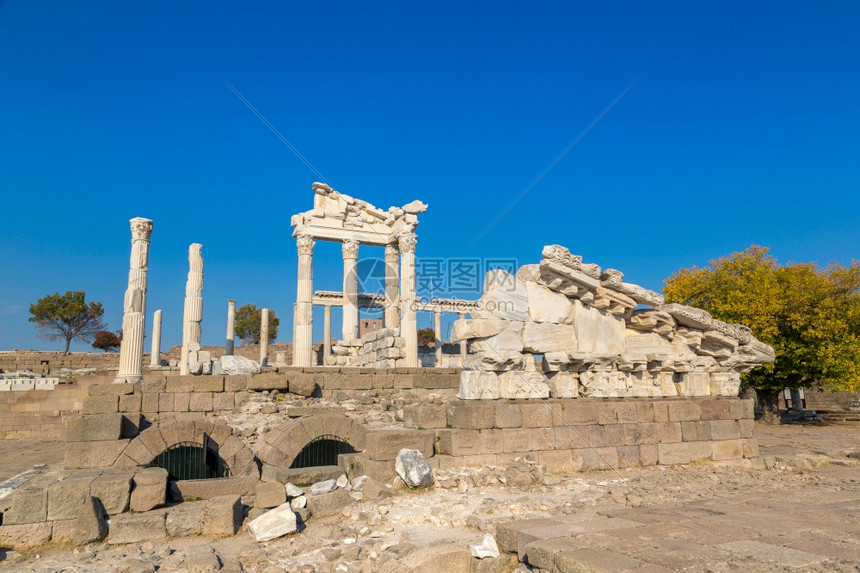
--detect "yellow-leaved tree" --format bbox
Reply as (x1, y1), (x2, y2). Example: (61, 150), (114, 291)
(664, 246), (860, 421)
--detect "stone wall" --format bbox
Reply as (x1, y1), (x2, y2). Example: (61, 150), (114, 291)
(0, 351), (121, 375)
(803, 389), (860, 411)
(0, 382), (92, 440)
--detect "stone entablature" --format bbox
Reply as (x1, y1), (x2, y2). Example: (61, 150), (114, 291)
(454, 245), (776, 400)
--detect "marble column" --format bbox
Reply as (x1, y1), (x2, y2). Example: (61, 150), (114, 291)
(342, 239), (360, 341)
(225, 300), (236, 356)
(434, 309), (442, 368)
(323, 304), (332, 366)
(292, 235), (315, 367)
(149, 309), (162, 367)
(398, 232), (418, 367)
(180, 243), (204, 376)
(260, 308), (269, 366)
(459, 312), (467, 360)
(384, 242), (400, 330)
(115, 217), (153, 383)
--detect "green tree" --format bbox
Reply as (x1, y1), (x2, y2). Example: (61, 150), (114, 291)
(28, 291), (107, 354)
(92, 330), (122, 352)
(234, 304), (279, 344)
(417, 327), (436, 346)
(664, 246), (860, 422)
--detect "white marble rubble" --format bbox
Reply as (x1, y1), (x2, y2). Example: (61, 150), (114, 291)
(455, 244), (775, 400)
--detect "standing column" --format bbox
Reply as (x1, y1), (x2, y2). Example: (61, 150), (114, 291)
(342, 239), (360, 341)
(434, 309), (442, 368)
(115, 217), (153, 384)
(180, 243), (204, 376)
(458, 312), (467, 360)
(384, 242), (400, 329)
(149, 309), (162, 367)
(398, 233), (419, 367)
(292, 235), (315, 367)
(260, 308), (269, 366)
(323, 304), (332, 366)
(225, 299), (236, 356)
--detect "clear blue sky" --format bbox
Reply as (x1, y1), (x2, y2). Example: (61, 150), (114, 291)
(1, 1), (858, 353)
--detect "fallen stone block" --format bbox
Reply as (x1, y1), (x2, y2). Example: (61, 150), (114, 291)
(3, 484), (48, 525)
(73, 496), (108, 546)
(165, 502), (204, 537)
(395, 449), (434, 488)
(0, 521), (52, 550)
(203, 495), (243, 537)
(47, 473), (96, 521)
(90, 470), (133, 515)
(254, 481), (287, 509)
(169, 476), (259, 501)
(130, 467), (168, 512)
(108, 511), (167, 544)
(247, 502), (297, 542)
(306, 487), (355, 518)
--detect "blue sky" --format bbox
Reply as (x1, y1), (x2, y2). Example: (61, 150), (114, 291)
(1, 1), (858, 353)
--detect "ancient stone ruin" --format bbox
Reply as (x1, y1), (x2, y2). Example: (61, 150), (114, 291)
(455, 244), (775, 400)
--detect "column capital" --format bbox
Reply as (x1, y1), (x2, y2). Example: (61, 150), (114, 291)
(397, 232), (417, 254)
(130, 217), (153, 241)
(342, 238), (360, 260)
(296, 234), (315, 256)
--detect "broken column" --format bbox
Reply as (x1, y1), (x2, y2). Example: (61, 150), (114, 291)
(180, 243), (203, 376)
(149, 309), (162, 367)
(115, 217), (153, 384)
(399, 232), (418, 367)
(226, 299), (236, 356)
(342, 238), (360, 342)
(384, 242), (400, 329)
(292, 234), (314, 367)
(260, 307), (269, 366)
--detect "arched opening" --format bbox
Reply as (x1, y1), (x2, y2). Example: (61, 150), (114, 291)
(289, 434), (356, 469)
(148, 440), (232, 480)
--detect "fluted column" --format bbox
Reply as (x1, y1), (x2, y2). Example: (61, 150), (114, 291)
(149, 309), (162, 367)
(323, 304), (332, 366)
(115, 217), (153, 383)
(398, 232), (418, 367)
(384, 242), (400, 329)
(342, 238), (360, 342)
(434, 310), (442, 368)
(180, 243), (204, 376)
(292, 234), (315, 367)
(260, 307), (269, 366)
(225, 299), (236, 356)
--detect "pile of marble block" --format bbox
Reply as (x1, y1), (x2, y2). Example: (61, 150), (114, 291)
(453, 245), (775, 400)
(329, 329), (407, 368)
(184, 348), (214, 375)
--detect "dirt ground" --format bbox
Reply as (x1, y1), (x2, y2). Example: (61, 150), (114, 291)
(0, 422), (858, 572)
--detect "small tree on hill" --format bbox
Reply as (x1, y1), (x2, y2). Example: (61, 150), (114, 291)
(664, 246), (860, 423)
(92, 330), (122, 352)
(234, 304), (279, 345)
(29, 291), (107, 354)
(417, 327), (436, 346)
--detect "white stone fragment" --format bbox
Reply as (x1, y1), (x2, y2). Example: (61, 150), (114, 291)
(395, 449), (434, 488)
(498, 371), (550, 399)
(289, 495), (306, 509)
(310, 479), (337, 495)
(522, 322), (577, 354)
(285, 483), (304, 498)
(469, 534), (500, 559)
(217, 355), (261, 375)
(336, 474), (349, 489)
(247, 503), (298, 542)
(525, 280), (575, 324)
(459, 371), (500, 400)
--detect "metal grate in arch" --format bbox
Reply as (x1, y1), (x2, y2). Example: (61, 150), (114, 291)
(147, 438), (232, 481)
(289, 434), (356, 469)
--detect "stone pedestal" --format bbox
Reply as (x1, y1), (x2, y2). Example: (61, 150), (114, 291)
(180, 244), (204, 376)
(149, 309), (162, 367)
(292, 235), (314, 367)
(260, 308), (269, 366)
(115, 217), (153, 384)
(384, 242), (400, 329)
(398, 233), (419, 367)
(342, 239), (359, 342)
(226, 300), (236, 356)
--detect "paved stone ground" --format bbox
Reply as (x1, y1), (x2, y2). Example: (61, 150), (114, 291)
(0, 422), (858, 572)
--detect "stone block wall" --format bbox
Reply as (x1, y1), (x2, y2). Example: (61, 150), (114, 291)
(402, 397), (756, 472)
(0, 382), (92, 439)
